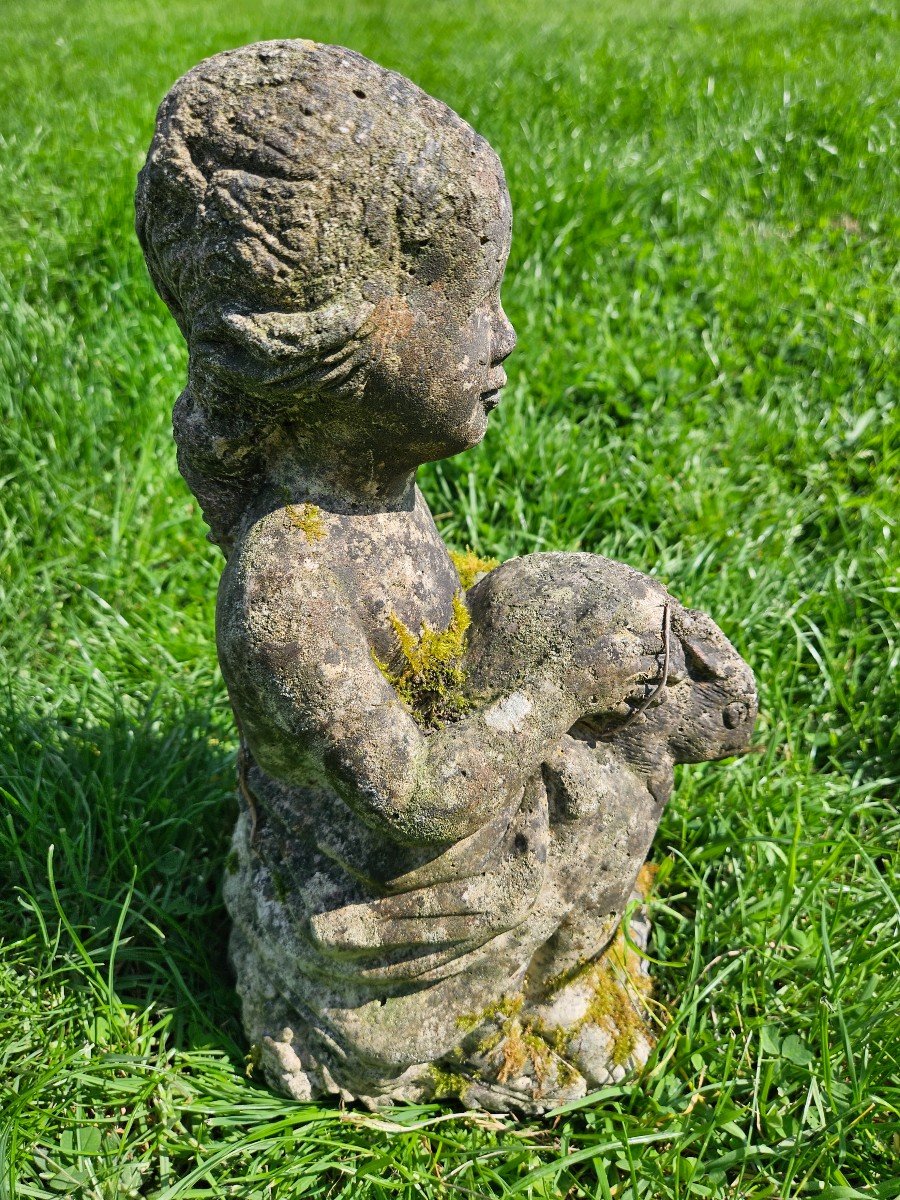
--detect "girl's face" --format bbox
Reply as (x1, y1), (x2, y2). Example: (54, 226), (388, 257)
(362, 171), (517, 467)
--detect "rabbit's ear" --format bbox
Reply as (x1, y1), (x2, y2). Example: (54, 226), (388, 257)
(681, 635), (728, 683)
(671, 607), (732, 683)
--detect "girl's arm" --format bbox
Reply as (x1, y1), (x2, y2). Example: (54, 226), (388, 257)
(218, 547), (591, 847)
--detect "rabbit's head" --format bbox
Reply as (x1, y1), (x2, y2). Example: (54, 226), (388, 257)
(602, 602), (757, 769)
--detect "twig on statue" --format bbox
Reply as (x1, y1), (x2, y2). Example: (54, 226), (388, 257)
(618, 600), (672, 731)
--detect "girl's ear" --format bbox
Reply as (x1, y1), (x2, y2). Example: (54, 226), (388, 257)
(205, 302), (375, 400)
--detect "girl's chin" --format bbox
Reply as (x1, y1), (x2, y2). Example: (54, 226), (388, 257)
(416, 412), (489, 463)
(461, 405), (490, 446)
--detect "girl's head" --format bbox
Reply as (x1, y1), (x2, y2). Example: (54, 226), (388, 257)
(136, 40), (515, 547)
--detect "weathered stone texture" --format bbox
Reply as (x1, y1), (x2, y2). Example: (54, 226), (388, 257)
(136, 39), (757, 1111)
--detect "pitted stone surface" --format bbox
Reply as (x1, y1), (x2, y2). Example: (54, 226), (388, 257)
(136, 40), (757, 1112)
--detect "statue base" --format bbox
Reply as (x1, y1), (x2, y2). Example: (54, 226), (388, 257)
(235, 871), (656, 1114)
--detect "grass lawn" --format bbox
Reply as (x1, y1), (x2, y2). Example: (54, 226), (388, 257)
(1, 0), (897, 1194)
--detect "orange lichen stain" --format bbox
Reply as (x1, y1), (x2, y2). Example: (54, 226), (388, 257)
(367, 294), (416, 363)
(496, 1018), (529, 1083)
(459, 995), (569, 1095)
(635, 861), (659, 899)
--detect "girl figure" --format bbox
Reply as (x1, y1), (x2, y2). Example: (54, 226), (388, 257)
(137, 40), (756, 1110)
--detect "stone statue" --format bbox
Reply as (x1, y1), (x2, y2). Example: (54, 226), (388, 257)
(136, 40), (757, 1112)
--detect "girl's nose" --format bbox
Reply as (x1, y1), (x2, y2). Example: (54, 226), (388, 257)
(491, 307), (516, 365)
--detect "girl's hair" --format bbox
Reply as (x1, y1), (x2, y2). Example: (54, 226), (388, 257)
(136, 40), (506, 549)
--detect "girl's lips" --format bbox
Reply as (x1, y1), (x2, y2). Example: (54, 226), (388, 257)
(481, 368), (507, 411)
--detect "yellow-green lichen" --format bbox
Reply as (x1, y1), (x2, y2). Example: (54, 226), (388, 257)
(449, 547), (499, 590)
(477, 1028), (504, 1056)
(543, 955), (593, 998)
(455, 1012), (482, 1034)
(496, 1016), (576, 1092)
(572, 931), (654, 1068)
(454, 934), (655, 1093)
(373, 592), (471, 729)
(245, 1042), (262, 1078)
(284, 501), (325, 542)
(458, 994), (575, 1095)
(429, 1063), (471, 1100)
(457, 994), (524, 1053)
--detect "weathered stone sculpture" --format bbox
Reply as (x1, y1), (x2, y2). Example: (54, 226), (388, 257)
(136, 40), (757, 1112)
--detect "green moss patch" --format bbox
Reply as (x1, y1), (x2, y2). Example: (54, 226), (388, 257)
(374, 592), (471, 729)
(284, 501), (325, 542)
(449, 547), (499, 589)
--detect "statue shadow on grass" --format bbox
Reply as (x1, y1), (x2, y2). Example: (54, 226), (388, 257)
(1, 701), (251, 1063)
